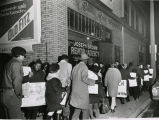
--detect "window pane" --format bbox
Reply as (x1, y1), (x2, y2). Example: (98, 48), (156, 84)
(79, 14), (82, 32)
(68, 9), (70, 28)
(70, 9), (74, 29)
(82, 15), (85, 33)
(91, 20), (95, 36)
(75, 12), (78, 31)
(86, 17), (89, 34)
(89, 19), (92, 34)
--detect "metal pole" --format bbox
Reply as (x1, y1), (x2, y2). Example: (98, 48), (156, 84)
(150, 0), (156, 80)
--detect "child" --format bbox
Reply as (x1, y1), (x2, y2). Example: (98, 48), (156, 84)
(45, 63), (66, 120)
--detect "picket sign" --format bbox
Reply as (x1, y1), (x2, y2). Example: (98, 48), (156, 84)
(128, 79), (137, 87)
(60, 92), (67, 105)
(144, 75), (149, 81)
(107, 80), (127, 98)
(88, 84), (98, 94)
(21, 82), (46, 107)
(88, 70), (98, 94)
(23, 66), (31, 76)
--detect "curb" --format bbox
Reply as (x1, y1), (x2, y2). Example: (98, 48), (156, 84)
(129, 98), (151, 118)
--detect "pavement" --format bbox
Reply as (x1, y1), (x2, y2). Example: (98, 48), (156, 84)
(98, 91), (151, 119)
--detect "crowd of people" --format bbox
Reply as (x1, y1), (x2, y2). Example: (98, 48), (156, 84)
(0, 46), (154, 120)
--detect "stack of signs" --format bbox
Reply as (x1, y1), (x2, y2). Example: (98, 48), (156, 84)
(88, 70), (98, 94)
(107, 80), (127, 98)
(128, 72), (137, 87)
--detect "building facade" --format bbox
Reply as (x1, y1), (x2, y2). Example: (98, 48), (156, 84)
(0, 0), (149, 66)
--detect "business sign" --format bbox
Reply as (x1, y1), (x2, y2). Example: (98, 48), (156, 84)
(0, 0), (41, 52)
(68, 40), (99, 58)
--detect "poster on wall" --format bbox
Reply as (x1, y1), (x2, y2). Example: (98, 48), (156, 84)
(0, 0), (41, 53)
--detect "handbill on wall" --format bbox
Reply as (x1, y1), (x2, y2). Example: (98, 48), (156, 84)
(0, 0), (41, 53)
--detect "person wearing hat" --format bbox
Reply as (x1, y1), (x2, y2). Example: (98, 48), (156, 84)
(70, 52), (95, 119)
(1, 46), (26, 119)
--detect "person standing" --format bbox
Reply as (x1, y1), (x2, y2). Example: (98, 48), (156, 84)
(1, 46), (26, 119)
(104, 63), (121, 113)
(22, 60), (45, 119)
(45, 63), (66, 120)
(70, 52), (95, 119)
(58, 54), (72, 87)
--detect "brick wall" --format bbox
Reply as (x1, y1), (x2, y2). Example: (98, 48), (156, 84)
(24, 0), (68, 64)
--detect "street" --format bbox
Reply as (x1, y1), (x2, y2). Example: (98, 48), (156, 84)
(140, 101), (159, 118)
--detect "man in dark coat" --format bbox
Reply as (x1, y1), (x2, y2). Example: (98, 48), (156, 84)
(1, 46), (26, 119)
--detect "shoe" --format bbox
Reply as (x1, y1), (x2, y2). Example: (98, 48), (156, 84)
(110, 109), (115, 113)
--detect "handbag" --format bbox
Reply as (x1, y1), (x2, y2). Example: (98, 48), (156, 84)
(99, 98), (110, 114)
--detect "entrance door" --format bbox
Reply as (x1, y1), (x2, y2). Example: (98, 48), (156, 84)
(99, 42), (113, 64)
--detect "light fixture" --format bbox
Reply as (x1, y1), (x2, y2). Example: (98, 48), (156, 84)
(86, 37), (90, 40)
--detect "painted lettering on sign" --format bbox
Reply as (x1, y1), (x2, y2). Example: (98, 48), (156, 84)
(8, 11), (30, 41)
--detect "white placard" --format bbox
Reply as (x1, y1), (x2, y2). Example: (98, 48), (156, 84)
(149, 69), (153, 74)
(21, 82), (46, 107)
(128, 79), (137, 87)
(60, 92), (67, 105)
(141, 78), (143, 86)
(144, 75), (149, 81)
(88, 84), (98, 94)
(130, 72), (136, 78)
(88, 70), (98, 80)
(23, 66), (31, 76)
(107, 80), (127, 98)
(144, 70), (148, 74)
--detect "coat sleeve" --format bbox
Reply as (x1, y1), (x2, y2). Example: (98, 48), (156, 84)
(104, 71), (108, 87)
(81, 65), (95, 85)
(11, 62), (23, 97)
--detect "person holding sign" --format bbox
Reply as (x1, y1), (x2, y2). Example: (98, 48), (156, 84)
(22, 60), (45, 119)
(88, 64), (102, 119)
(118, 64), (130, 104)
(70, 52), (95, 119)
(104, 63), (121, 113)
(1, 46), (26, 119)
(45, 63), (67, 120)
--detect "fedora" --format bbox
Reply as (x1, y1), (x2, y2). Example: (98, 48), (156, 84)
(80, 52), (89, 60)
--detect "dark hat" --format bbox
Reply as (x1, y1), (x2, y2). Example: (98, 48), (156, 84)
(80, 52), (89, 60)
(11, 46), (26, 57)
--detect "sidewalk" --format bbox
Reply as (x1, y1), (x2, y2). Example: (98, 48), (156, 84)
(98, 91), (151, 119)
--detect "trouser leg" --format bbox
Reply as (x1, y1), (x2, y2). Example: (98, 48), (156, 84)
(82, 109), (89, 119)
(72, 108), (81, 120)
(111, 97), (116, 110)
